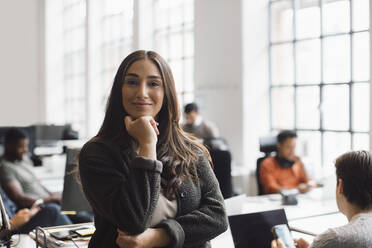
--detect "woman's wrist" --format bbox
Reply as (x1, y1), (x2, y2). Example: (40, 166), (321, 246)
(146, 228), (171, 247)
(138, 143), (157, 160)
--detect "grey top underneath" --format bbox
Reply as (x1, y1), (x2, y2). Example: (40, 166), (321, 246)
(0, 157), (49, 198)
(310, 212), (372, 248)
(150, 191), (177, 227)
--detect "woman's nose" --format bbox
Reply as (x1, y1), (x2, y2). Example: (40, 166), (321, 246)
(136, 82), (148, 98)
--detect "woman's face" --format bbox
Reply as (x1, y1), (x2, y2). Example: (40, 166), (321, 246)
(122, 59), (165, 119)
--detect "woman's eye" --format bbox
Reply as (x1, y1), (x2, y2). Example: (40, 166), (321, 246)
(126, 80), (138, 86)
(149, 81), (159, 87)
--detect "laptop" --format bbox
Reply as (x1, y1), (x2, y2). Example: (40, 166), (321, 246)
(228, 209), (289, 248)
(61, 148), (93, 214)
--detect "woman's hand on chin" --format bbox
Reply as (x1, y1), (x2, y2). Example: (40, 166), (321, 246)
(125, 115), (159, 146)
(125, 116), (159, 159)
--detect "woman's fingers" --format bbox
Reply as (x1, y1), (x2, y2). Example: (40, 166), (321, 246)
(124, 115), (134, 130)
(149, 119), (159, 135)
(125, 115), (159, 135)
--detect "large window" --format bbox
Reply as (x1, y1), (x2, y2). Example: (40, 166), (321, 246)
(62, 0), (87, 136)
(269, 0), (370, 176)
(95, 0), (134, 132)
(46, 0), (195, 138)
(100, 0), (134, 102)
(153, 0), (195, 108)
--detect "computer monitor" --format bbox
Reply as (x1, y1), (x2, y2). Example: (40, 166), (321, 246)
(61, 148), (92, 214)
(228, 209), (288, 248)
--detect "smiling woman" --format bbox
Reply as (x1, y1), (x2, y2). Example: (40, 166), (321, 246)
(78, 50), (228, 248)
(122, 59), (165, 119)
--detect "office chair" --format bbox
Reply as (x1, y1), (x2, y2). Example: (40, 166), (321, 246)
(204, 138), (234, 199)
(61, 148), (93, 223)
(256, 135), (277, 195)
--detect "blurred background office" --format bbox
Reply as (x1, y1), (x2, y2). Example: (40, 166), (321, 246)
(0, 0), (370, 196)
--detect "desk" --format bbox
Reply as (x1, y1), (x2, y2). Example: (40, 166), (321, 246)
(225, 189), (339, 220)
(289, 212), (347, 236)
(211, 189), (344, 248)
(8, 235), (37, 248)
(29, 223), (93, 248)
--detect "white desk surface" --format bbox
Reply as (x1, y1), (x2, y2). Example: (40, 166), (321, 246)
(289, 212), (347, 236)
(9, 234), (35, 248)
(211, 189), (344, 248)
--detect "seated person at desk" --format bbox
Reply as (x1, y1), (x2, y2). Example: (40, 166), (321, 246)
(0, 128), (61, 209)
(272, 150), (372, 248)
(0, 187), (71, 234)
(260, 130), (313, 194)
(182, 102), (220, 140)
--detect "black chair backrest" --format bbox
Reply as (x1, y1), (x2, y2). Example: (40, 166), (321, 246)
(256, 135), (278, 195)
(204, 138), (233, 199)
(259, 136), (277, 154)
(203, 137), (229, 151)
(210, 149), (233, 199)
(61, 148), (92, 213)
(256, 157), (267, 195)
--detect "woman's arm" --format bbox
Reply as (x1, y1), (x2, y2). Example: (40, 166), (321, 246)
(115, 228), (171, 248)
(79, 140), (162, 235)
(155, 154), (228, 248)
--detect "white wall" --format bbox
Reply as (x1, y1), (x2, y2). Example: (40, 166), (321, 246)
(195, 0), (244, 167)
(242, 0), (270, 167)
(0, 0), (45, 126)
(195, 0), (270, 171)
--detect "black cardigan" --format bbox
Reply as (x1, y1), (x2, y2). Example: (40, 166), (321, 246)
(78, 137), (228, 248)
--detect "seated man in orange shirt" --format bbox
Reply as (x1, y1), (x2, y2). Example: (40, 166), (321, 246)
(260, 130), (314, 194)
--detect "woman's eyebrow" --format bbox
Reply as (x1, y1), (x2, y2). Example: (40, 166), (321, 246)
(147, 75), (162, 79)
(125, 73), (161, 79)
(125, 73), (139, 77)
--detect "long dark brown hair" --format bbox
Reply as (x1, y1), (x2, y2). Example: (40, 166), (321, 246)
(97, 50), (211, 199)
